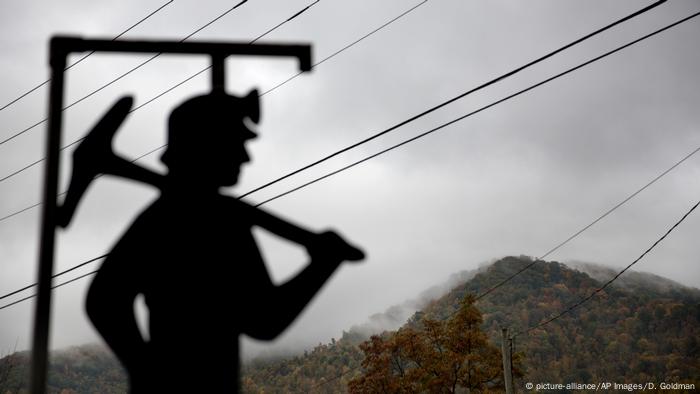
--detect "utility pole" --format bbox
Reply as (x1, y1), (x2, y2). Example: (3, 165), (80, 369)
(501, 327), (514, 394)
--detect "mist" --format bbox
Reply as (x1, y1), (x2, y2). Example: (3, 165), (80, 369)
(1, 0), (700, 365)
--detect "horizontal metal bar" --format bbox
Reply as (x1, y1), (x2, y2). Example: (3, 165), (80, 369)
(50, 36), (312, 71)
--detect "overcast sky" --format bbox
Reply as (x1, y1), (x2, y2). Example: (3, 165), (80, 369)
(1, 0), (699, 359)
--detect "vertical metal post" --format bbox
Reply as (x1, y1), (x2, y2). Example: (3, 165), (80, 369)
(501, 328), (514, 394)
(211, 54), (226, 92)
(510, 335), (516, 393)
(30, 39), (66, 394)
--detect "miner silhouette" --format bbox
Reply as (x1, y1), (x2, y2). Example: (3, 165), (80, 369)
(64, 92), (364, 393)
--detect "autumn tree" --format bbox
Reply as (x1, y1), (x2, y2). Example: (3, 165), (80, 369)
(349, 294), (515, 393)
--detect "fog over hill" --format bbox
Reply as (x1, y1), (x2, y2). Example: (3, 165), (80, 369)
(346, 255), (700, 341)
(2, 256), (698, 393)
(569, 260), (700, 295)
(2, 0), (699, 361)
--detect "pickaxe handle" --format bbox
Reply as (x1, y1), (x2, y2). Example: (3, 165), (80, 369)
(58, 96), (365, 263)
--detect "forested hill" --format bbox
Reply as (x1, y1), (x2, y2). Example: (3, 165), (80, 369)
(0, 344), (127, 394)
(241, 256), (700, 392)
(1, 256), (699, 393)
(417, 257), (700, 386)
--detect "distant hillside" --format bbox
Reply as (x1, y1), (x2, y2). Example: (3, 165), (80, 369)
(346, 265), (482, 338)
(0, 344), (127, 394)
(1, 256), (698, 393)
(242, 256), (700, 392)
(418, 257), (700, 387)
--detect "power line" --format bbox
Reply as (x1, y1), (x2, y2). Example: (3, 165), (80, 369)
(95, 0), (428, 167)
(1, 12), (698, 392)
(0, 0), (425, 221)
(2, 5), (699, 312)
(474, 146), (700, 301)
(111, 0), (429, 177)
(0, 0), (249, 148)
(260, 0), (429, 98)
(0, 201), (42, 223)
(243, 13), (693, 376)
(467, 6), (699, 299)
(1, 5), (697, 303)
(0, 0), (327, 306)
(0, 0), (324, 228)
(0, 0), (328, 186)
(305, 8), (700, 386)
(0, 0), (414, 188)
(0, 0), (668, 223)
(238, 0), (668, 199)
(0, 158), (45, 185)
(130, 0), (325, 109)
(0, 2), (683, 303)
(513, 197), (700, 338)
(0, 138), (83, 184)
(0, 0), (174, 114)
(260, 46), (698, 389)
(0, 270), (100, 312)
(253, 10), (700, 208)
(0, 254), (107, 302)
(306, 196), (700, 390)
(254, 0), (320, 41)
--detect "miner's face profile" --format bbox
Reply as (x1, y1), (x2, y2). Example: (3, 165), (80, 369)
(161, 91), (258, 188)
(207, 121), (254, 187)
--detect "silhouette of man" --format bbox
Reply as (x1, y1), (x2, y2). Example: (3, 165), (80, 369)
(84, 91), (364, 393)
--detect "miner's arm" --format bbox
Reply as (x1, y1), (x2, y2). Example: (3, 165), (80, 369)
(85, 249), (148, 384)
(241, 201), (364, 261)
(240, 202), (364, 340)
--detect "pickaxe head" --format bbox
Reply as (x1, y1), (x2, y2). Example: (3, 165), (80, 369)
(58, 96), (134, 228)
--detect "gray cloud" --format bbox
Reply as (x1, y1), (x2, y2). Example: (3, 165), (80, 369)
(1, 0), (699, 360)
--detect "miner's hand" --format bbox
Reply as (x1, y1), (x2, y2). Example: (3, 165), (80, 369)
(308, 230), (365, 263)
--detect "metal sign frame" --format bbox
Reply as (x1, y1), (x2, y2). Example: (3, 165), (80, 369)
(31, 36), (311, 394)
